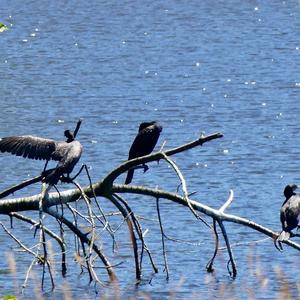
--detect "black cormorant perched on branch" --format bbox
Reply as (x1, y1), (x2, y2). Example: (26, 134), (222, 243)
(125, 121), (162, 184)
(278, 184), (300, 242)
(0, 121), (83, 186)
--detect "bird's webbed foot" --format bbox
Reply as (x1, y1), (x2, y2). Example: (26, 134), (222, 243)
(143, 164), (149, 173)
(60, 175), (73, 183)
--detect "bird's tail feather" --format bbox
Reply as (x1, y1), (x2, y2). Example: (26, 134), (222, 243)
(278, 230), (290, 242)
(125, 169), (134, 185)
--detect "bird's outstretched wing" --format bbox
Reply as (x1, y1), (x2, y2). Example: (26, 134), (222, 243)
(0, 135), (62, 161)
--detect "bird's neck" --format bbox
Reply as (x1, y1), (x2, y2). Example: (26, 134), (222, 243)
(283, 192), (296, 203)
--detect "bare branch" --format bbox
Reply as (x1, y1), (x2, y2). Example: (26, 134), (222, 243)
(219, 190), (234, 213)
(0, 222), (39, 259)
(9, 212), (67, 276)
(160, 152), (211, 228)
(102, 132), (223, 187)
(156, 197), (169, 280)
(206, 219), (219, 273)
(217, 220), (237, 277)
(108, 194), (141, 281)
(0, 175), (43, 199)
(0, 131), (298, 283)
(113, 193), (158, 274)
(45, 207), (117, 282)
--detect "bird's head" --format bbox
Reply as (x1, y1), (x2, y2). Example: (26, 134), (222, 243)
(138, 121), (162, 133)
(138, 122), (155, 132)
(64, 130), (74, 142)
(284, 184), (298, 199)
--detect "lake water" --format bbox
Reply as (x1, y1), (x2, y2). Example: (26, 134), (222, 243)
(1, 0), (300, 299)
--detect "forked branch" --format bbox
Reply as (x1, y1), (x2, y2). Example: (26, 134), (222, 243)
(0, 131), (295, 283)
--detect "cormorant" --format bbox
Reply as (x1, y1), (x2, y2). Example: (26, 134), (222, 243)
(125, 121), (162, 184)
(0, 126), (83, 186)
(278, 184), (300, 242)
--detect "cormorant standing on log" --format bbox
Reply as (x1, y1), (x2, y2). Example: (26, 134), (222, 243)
(125, 121), (162, 184)
(278, 184), (300, 242)
(0, 120), (83, 186)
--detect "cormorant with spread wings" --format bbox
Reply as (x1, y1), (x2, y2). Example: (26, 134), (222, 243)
(0, 121), (83, 185)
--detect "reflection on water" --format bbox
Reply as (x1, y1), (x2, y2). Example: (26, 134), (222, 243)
(1, 0), (300, 298)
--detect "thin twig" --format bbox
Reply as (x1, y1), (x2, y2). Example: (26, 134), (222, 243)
(113, 193), (158, 274)
(72, 180), (101, 284)
(219, 190), (234, 213)
(217, 220), (237, 278)
(9, 212), (67, 276)
(156, 197), (169, 280)
(45, 207), (117, 282)
(0, 222), (39, 258)
(206, 219), (219, 273)
(161, 152), (211, 228)
(108, 194), (141, 282)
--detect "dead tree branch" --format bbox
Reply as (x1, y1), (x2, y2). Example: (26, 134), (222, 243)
(45, 207), (117, 282)
(0, 131), (296, 284)
(9, 212), (67, 276)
